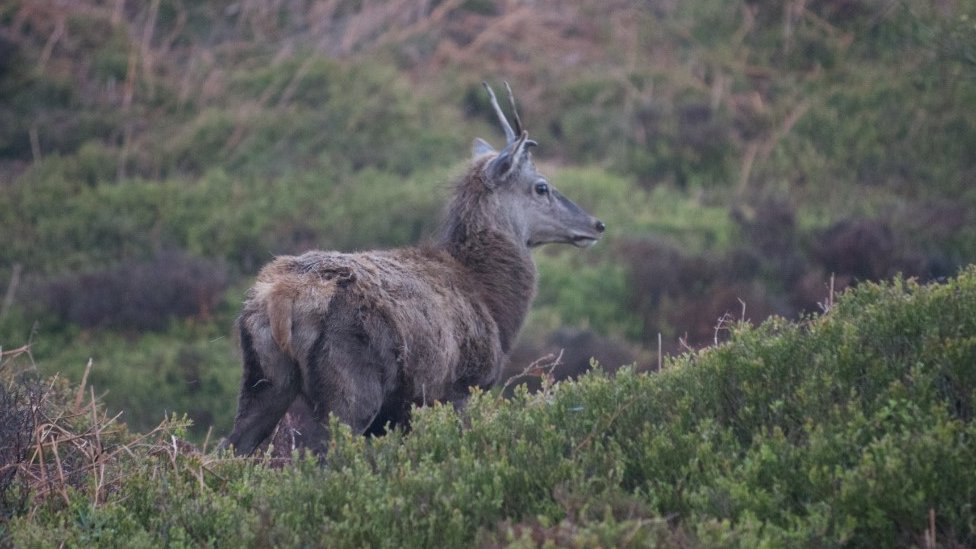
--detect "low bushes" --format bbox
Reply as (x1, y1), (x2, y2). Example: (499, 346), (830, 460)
(3, 266), (975, 547)
(35, 250), (229, 331)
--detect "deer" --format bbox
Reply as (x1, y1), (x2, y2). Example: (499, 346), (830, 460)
(221, 83), (605, 456)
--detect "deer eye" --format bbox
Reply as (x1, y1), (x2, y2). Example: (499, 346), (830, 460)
(534, 182), (549, 196)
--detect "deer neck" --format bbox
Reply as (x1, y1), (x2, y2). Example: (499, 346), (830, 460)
(441, 225), (537, 354)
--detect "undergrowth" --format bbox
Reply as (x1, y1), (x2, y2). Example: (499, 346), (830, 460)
(3, 267), (975, 547)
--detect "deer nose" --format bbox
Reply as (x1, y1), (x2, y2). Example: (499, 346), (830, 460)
(594, 220), (606, 233)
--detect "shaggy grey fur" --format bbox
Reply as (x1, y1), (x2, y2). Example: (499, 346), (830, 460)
(221, 83), (604, 455)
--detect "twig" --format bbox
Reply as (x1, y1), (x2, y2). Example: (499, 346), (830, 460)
(818, 273), (836, 314)
(739, 99), (811, 196)
(713, 312), (736, 346)
(736, 142), (759, 196)
(731, 3), (757, 47)
(1, 263), (22, 319)
(1, 343), (32, 360)
(74, 359), (94, 410)
(30, 407), (50, 507)
(657, 333), (663, 371)
(782, 0), (808, 54)
(48, 434), (71, 506)
(500, 349), (563, 396)
(140, 0), (161, 97)
(37, 16), (66, 73)
(758, 100), (811, 160)
(619, 518), (645, 547)
(202, 425), (213, 454)
(926, 508), (936, 549)
(159, 0), (187, 55)
(276, 55), (320, 108)
(90, 386), (105, 507)
(28, 124), (41, 164)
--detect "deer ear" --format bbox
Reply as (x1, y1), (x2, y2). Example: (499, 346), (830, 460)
(485, 132), (531, 182)
(472, 138), (496, 158)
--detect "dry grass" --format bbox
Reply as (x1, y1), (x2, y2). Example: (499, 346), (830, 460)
(0, 345), (228, 520)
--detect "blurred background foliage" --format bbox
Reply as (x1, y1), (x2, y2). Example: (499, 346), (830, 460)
(0, 0), (974, 440)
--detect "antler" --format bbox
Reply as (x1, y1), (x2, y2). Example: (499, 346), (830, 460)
(503, 82), (524, 137)
(483, 81), (516, 145)
(484, 81), (537, 151)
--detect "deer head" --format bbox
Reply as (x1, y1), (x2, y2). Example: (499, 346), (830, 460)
(473, 82), (605, 248)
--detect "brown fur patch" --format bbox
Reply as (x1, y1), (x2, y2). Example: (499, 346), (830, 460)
(266, 287), (294, 357)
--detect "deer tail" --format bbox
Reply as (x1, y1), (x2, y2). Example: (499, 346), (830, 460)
(264, 284), (296, 358)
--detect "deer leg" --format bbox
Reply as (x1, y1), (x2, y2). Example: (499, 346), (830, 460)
(303, 332), (389, 440)
(221, 320), (300, 456)
(307, 369), (385, 437)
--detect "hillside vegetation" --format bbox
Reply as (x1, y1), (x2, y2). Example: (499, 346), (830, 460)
(0, 0), (974, 443)
(3, 268), (976, 546)
(1, 0), (976, 543)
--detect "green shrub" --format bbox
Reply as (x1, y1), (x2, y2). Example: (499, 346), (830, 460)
(532, 253), (641, 341)
(162, 59), (460, 178)
(5, 266), (976, 547)
(552, 167), (734, 252)
(0, 162), (452, 276)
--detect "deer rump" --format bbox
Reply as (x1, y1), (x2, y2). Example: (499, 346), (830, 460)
(237, 248), (502, 448)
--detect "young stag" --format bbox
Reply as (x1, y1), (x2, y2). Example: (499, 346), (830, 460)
(222, 83), (605, 455)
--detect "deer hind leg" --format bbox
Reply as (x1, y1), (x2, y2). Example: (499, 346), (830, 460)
(301, 311), (395, 443)
(221, 314), (300, 456)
